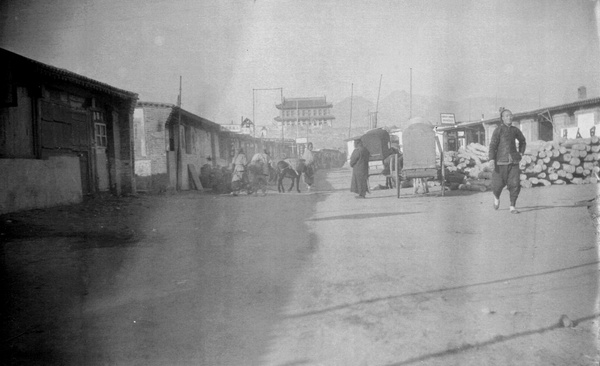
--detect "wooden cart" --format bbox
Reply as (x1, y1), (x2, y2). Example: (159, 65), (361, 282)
(394, 122), (445, 198)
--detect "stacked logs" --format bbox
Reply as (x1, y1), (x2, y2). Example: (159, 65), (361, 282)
(519, 136), (600, 188)
(444, 143), (494, 191)
(443, 138), (600, 190)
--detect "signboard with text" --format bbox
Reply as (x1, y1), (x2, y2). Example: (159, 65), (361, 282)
(440, 113), (456, 125)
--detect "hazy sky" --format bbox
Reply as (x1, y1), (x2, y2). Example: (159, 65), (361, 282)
(1, 0), (599, 125)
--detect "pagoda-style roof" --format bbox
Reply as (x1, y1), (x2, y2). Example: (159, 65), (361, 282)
(276, 97), (333, 110)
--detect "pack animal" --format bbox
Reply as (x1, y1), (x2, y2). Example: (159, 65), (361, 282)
(275, 159), (312, 193)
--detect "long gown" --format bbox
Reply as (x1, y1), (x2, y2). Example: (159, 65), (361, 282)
(350, 145), (370, 196)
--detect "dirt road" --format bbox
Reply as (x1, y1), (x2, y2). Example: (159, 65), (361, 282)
(2, 168), (599, 365)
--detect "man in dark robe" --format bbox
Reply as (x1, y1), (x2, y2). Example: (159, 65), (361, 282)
(350, 139), (370, 198)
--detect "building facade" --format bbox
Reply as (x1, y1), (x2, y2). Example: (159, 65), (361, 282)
(274, 97), (335, 127)
(0, 48), (138, 214)
(438, 96), (600, 151)
(133, 102), (222, 191)
(133, 102), (296, 192)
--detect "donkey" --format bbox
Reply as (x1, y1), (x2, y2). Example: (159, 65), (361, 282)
(275, 159), (312, 193)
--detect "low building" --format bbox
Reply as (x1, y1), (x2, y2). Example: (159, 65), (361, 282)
(438, 96), (600, 151)
(0, 48), (138, 214)
(133, 102), (222, 191)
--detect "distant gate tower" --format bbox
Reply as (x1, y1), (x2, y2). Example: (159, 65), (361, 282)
(275, 97), (335, 127)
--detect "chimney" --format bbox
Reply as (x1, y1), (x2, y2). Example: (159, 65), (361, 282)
(578, 86), (587, 100)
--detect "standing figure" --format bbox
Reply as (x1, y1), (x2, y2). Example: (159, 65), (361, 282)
(350, 139), (370, 199)
(488, 108), (527, 213)
(302, 142), (316, 190)
(230, 148), (247, 196)
(249, 150), (270, 196)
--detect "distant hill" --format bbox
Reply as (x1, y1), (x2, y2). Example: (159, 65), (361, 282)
(331, 96), (374, 128)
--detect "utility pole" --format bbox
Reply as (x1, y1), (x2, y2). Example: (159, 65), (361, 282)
(176, 76), (182, 191)
(375, 74), (382, 128)
(409, 68), (412, 119)
(348, 83), (353, 138)
(253, 87), (283, 142)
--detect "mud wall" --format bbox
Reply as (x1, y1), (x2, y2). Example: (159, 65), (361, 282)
(0, 156), (82, 214)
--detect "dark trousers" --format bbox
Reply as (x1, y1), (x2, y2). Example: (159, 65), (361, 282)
(492, 164), (521, 206)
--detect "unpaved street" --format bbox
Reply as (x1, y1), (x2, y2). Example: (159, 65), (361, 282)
(2, 168), (599, 365)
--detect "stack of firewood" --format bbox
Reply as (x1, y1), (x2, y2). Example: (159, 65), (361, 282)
(519, 136), (600, 188)
(442, 138), (600, 190)
(443, 143), (493, 191)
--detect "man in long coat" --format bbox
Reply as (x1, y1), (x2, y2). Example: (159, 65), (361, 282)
(350, 139), (370, 198)
(302, 142), (315, 190)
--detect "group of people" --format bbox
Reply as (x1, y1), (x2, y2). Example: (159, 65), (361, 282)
(231, 109), (526, 211)
(230, 142), (316, 196)
(350, 107), (526, 213)
(230, 148), (271, 196)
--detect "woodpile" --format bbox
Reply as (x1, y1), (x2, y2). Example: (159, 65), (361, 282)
(443, 138), (600, 190)
(444, 143), (494, 191)
(519, 136), (600, 187)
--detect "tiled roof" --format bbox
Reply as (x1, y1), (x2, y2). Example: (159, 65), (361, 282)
(166, 106), (221, 131)
(2, 48), (138, 101)
(136, 101), (221, 131)
(276, 97), (333, 109)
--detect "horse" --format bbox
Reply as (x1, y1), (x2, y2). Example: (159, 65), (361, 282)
(275, 158), (313, 193)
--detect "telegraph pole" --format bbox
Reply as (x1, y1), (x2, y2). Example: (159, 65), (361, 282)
(176, 76), (182, 191)
(348, 83), (353, 138)
(409, 68), (412, 119)
(375, 74), (382, 128)
(253, 87), (283, 141)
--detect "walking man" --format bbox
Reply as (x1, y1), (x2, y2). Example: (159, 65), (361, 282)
(488, 108), (526, 213)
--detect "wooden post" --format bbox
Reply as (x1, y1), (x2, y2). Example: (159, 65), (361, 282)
(435, 135), (445, 196)
(348, 83), (353, 139)
(176, 76), (182, 191)
(395, 154), (401, 199)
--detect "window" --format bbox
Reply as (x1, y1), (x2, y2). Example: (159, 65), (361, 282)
(95, 123), (107, 147)
(93, 111), (107, 147)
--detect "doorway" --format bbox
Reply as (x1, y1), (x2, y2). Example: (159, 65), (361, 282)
(539, 120), (553, 141)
